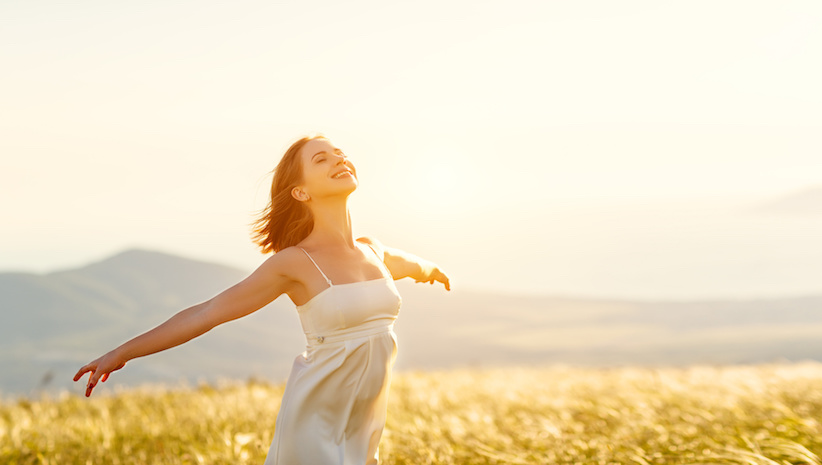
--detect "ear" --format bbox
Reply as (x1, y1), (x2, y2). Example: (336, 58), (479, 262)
(291, 186), (310, 202)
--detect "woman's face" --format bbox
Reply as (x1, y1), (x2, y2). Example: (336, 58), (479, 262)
(295, 138), (358, 201)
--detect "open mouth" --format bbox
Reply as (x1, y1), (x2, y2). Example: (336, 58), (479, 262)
(332, 171), (353, 179)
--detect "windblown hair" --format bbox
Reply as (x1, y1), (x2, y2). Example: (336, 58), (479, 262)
(251, 135), (326, 253)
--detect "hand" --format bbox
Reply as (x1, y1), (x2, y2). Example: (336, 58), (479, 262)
(416, 267), (451, 291)
(73, 350), (127, 397)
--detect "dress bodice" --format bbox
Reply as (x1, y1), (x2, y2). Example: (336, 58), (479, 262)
(295, 277), (402, 340)
(294, 242), (402, 343)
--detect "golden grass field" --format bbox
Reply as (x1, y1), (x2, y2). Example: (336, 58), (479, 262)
(2, 364), (821, 464)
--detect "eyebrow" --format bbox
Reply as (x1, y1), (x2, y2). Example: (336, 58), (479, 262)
(311, 148), (343, 160)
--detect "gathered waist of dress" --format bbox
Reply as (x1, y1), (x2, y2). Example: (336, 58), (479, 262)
(304, 321), (395, 346)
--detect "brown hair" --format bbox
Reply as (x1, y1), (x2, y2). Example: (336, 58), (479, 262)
(251, 134), (326, 253)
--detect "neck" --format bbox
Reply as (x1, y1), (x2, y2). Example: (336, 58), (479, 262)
(307, 196), (355, 249)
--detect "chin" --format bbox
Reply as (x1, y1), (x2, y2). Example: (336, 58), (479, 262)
(335, 181), (358, 196)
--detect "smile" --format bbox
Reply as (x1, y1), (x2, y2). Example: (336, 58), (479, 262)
(332, 171), (353, 179)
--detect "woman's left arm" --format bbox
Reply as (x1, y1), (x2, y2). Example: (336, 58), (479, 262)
(358, 237), (450, 290)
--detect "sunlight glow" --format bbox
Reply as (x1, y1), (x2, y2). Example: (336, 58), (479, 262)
(394, 146), (483, 214)
(3, 1), (821, 298)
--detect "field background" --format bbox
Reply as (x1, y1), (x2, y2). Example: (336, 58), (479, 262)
(3, 364), (821, 464)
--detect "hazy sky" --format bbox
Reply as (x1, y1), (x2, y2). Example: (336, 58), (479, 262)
(2, 0), (821, 300)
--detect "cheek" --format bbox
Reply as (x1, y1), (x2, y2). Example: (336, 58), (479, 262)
(302, 163), (325, 183)
(308, 172), (328, 188)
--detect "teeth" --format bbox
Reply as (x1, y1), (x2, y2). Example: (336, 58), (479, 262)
(333, 171), (350, 178)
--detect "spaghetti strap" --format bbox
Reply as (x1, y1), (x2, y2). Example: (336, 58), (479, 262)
(299, 248), (333, 286)
(362, 242), (394, 279)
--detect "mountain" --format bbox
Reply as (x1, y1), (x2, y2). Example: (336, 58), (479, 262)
(0, 249), (306, 397)
(754, 185), (822, 215)
(2, 249), (822, 397)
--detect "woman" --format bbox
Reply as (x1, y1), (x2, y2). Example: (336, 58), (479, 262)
(73, 134), (451, 464)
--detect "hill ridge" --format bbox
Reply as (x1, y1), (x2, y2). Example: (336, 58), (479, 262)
(2, 248), (822, 397)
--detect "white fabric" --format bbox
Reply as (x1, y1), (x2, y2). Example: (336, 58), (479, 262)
(264, 242), (402, 464)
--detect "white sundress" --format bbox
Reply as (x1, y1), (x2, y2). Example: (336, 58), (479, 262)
(263, 242), (402, 464)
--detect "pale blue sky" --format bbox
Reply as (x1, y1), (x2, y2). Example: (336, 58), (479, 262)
(2, 0), (821, 299)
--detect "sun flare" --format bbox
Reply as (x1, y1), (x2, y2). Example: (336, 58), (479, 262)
(396, 148), (480, 212)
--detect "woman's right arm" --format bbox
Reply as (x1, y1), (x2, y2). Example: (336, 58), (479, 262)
(73, 250), (297, 397)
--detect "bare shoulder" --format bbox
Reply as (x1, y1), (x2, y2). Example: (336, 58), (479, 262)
(356, 236), (387, 259)
(202, 247), (307, 323)
(261, 246), (304, 274)
(248, 247), (310, 300)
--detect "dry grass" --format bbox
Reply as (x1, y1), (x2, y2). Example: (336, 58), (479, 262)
(2, 363), (821, 464)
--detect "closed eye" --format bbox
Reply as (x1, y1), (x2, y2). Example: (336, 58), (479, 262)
(312, 148), (345, 163)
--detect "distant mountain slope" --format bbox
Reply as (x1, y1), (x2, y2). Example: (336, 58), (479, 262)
(755, 185), (822, 215)
(394, 290), (822, 370)
(0, 249), (307, 396)
(2, 249), (822, 397)
(1, 249), (250, 344)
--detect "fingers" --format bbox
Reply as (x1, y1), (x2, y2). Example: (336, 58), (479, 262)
(416, 269), (451, 291)
(74, 361), (99, 382)
(81, 369), (96, 397)
(438, 275), (450, 291)
(74, 361), (102, 397)
(435, 269), (451, 291)
(86, 371), (103, 397)
(73, 366), (89, 382)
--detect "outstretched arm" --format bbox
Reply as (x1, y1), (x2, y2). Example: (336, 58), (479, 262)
(358, 237), (451, 291)
(73, 251), (296, 397)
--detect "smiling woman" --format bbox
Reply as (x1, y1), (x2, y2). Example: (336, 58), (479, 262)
(73, 133), (451, 465)
(250, 137), (359, 253)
